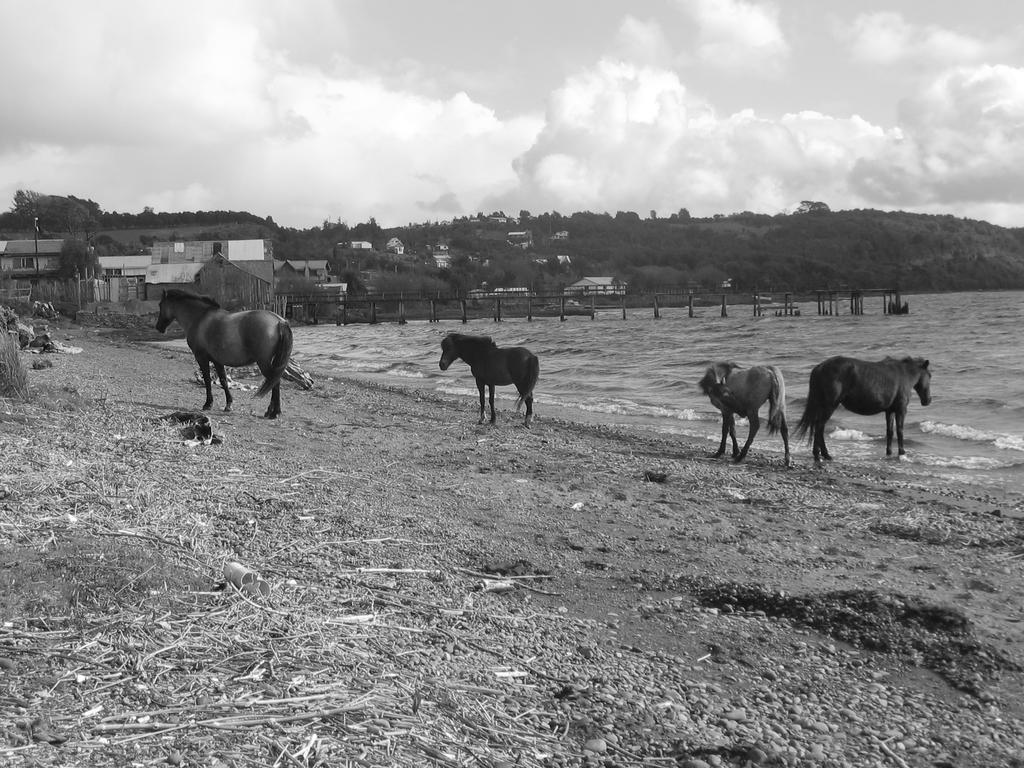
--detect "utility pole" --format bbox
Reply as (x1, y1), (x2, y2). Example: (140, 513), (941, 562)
(33, 216), (40, 278)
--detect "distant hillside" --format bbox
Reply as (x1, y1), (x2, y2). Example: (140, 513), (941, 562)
(4, 193), (1024, 293)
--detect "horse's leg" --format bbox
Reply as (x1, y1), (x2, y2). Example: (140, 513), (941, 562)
(488, 385), (497, 424)
(728, 414), (740, 458)
(477, 381), (486, 424)
(213, 362), (232, 412)
(884, 410), (895, 456)
(736, 413), (759, 462)
(895, 408), (907, 456)
(813, 421), (832, 461)
(195, 353), (214, 411)
(712, 413), (729, 458)
(265, 382), (281, 419)
(524, 392), (534, 428)
(780, 416), (791, 467)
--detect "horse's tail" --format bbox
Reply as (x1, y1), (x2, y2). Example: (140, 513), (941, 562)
(255, 321), (293, 398)
(515, 354), (540, 411)
(766, 365), (787, 435)
(793, 369), (823, 445)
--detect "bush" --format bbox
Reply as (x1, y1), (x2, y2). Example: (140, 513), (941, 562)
(0, 331), (29, 400)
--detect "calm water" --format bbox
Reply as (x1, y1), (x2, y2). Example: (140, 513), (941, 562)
(290, 290), (1024, 491)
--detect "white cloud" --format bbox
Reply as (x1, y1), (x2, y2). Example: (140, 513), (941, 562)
(678, 0), (789, 73)
(847, 12), (994, 66)
(0, 1), (542, 226)
(852, 65), (1024, 208)
(496, 60), (899, 218)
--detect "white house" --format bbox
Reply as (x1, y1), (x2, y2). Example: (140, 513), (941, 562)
(565, 276), (627, 296)
(386, 237), (405, 255)
(98, 254), (150, 278)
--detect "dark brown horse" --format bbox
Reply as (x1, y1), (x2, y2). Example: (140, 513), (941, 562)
(795, 356), (932, 460)
(439, 333), (539, 427)
(699, 362), (790, 466)
(155, 289), (293, 419)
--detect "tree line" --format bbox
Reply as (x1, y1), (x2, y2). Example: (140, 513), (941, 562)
(4, 191), (1024, 294)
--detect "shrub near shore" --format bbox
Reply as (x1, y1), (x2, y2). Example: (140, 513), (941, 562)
(1, 328), (1023, 767)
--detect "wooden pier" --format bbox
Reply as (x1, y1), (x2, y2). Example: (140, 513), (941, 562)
(273, 287), (906, 325)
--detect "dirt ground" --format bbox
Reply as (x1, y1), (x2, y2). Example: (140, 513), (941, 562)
(2, 320), (1024, 767)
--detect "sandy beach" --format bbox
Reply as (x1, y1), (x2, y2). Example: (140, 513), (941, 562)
(2, 320), (1024, 768)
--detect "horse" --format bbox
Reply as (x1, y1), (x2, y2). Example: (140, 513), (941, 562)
(794, 356), (931, 461)
(698, 362), (790, 466)
(438, 333), (539, 427)
(155, 288), (294, 419)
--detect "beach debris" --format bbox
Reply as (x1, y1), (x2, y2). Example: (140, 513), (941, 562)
(284, 360), (314, 389)
(643, 469), (668, 483)
(28, 333), (82, 354)
(191, 359), (314, 391)
(479, 578), (515, 593)
(159, 410), (223, 446)
(32, 301), (58, 319)
(223, 560), (271, 598)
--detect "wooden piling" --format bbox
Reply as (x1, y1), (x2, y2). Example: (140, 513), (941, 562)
(560, 295), (566, 322)
(461, 299), (467, 323)
(370, 301), (377, 324)
(720, 294), (728, 318)
(527, 295), (533, 321)
(429, 299), (437, 323)
(653, 294), (661, 319)
(590, 293), (596, 319)
(621, 295), (626, 320)
(398, 300), (407, 325)
(494, 298), (502, 322)
(688, 294), (694, 318)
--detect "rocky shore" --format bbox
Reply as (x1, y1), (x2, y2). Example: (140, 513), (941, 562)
(1, 321), (1023, 767)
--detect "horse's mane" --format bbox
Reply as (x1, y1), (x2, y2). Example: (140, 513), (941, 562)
(699, 362), (740, 394)
(163, 288), (220, 308)
(448, 334), (497, 351)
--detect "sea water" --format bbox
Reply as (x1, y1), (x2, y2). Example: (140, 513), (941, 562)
(289, 290), (1024, 492)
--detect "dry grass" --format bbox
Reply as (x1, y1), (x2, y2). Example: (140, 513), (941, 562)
(0, 332), (29, 400)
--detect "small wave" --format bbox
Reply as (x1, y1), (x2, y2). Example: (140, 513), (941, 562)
(829, 428), (873, 442)
(921, 421), (1024, 452)
(913, 454), (1016, 470)
(383, 362), (426, 379)
(550, 395), (705, 423)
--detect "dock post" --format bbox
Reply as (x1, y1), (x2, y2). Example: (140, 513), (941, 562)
(688, 294), (694, 318)
(785, 292), (792, 315)
(590, 293), (596, 319)
(753, 293), (760, 317)
(398, 300), (406, 325)
(337, 301), (344, 325)
(560, 295), (566, 321)
(720, 294), (728, 318)
(493, 298), (501, 322)
(653, 294), (661, 319)
(621, 295), (626, 320)
(461, 299), (467, 323)
(429, 299), (437, 323)
(527, 295), (533, 321)
(370, 301), (377, 324)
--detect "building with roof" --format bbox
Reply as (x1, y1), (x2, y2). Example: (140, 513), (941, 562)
(565, 276), (627, 296)
(0, 239), (66, 279)
(274, 259), (332, 283)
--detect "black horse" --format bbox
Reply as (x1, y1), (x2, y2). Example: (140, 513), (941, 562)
(795, 356), (932, 460)
(155, 289), (293, 419)
(699, 362), (790, 466)
(438, 333), (539, 427)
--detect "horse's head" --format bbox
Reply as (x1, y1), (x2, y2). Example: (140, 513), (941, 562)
(439, 334), (459, 370)
(155, 292), (174, 333)
(915, 358), (932, 406)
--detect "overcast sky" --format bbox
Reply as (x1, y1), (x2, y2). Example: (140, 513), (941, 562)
(1, 0), (1022, 229)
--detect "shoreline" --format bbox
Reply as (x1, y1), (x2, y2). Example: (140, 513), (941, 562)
(3, 325), (1024, 766)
